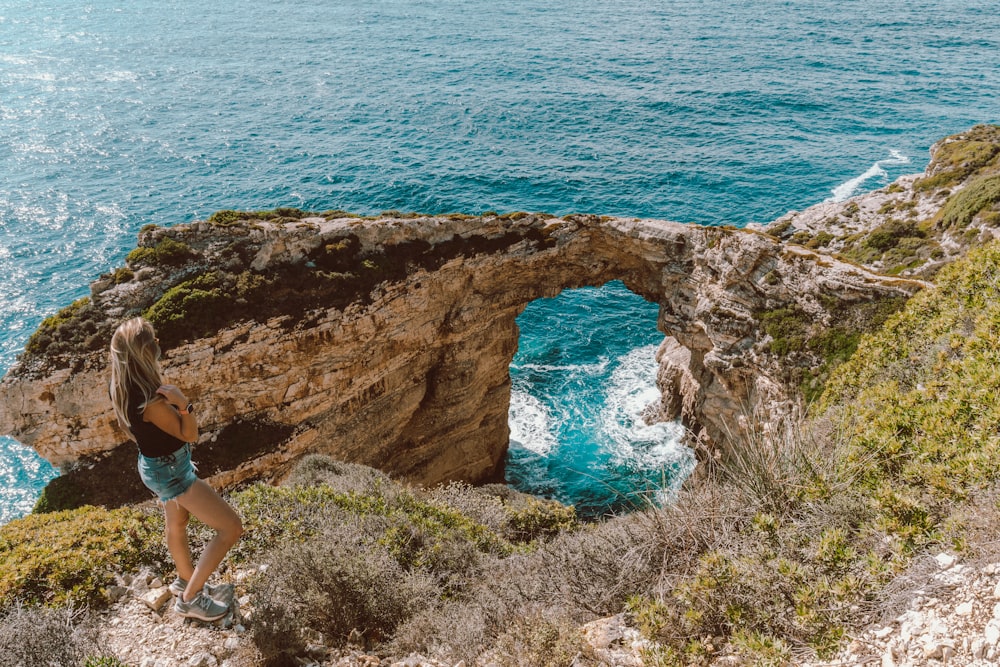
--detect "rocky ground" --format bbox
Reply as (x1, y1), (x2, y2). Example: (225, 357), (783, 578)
(98, 549), (1000, 667)
(96, 567), (650, 667)
(810, 553), (1000, 667)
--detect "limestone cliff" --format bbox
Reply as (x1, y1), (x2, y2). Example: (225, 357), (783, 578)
(0, 208), (923, 501)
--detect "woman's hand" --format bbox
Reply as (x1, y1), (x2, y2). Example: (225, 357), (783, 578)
(145, 384), (198, 443)
(156, 384), (188, 410)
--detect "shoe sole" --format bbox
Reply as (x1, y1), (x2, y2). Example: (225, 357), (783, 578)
(174, 605), (228, 622)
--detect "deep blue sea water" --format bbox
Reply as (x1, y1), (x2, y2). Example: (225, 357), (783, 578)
(1, 0), (997, 523)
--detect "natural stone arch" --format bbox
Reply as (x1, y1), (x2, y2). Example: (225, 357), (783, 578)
(0, 214), (923, 501)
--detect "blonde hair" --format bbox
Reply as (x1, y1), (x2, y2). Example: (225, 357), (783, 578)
(109, 317), (163, 440)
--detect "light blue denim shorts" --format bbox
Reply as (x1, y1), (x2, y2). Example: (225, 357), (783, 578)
(137, 443), (198, 502)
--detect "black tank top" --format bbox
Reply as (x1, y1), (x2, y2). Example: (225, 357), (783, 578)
(127, 388), (187, 458)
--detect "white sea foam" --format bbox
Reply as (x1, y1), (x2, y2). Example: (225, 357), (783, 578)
(513, 357), (610, 376)
(827, 149), (911, 202)
(599, 345), (693, 484)
(508, 389), (559, 455)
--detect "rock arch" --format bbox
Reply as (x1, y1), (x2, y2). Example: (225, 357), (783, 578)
(0, 214), (922, 495)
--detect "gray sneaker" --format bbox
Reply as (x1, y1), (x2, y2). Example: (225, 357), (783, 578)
(174, 591), (229, 622)
(169, 577), (221, 598)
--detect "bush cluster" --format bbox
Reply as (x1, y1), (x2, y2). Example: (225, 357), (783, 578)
(24, 297), (109, 358)
(237, 457), (586, 663)
(914, 124), (1000, 191)
(0, 505), (167, 607)
(821, 240), (1000, 546)
(125, 236), (197, 267)
(935, 174), (1000, 230)
(757, 294), (908, 403)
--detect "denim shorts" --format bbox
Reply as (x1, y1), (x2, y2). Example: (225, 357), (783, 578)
(137, 443), (198, 502)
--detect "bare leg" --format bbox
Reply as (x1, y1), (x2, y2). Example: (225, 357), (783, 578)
(174, 479), (243, 602)
(163, 500), (195, 581)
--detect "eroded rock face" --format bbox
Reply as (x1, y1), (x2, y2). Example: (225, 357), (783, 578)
(0, 213), (922, 491)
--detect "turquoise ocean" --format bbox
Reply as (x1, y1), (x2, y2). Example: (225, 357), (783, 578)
(1, 0), (998, 522)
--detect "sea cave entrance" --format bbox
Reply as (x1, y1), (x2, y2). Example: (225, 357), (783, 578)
(506, 280), (695, 519)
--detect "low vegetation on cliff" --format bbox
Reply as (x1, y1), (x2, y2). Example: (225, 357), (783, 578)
(5, 126), (1000, 665)
(765, 125), (1000, 278)
(19, 210), (559, 371)
(7, 237), (1000, 665)
(5, 240), (1000, 664)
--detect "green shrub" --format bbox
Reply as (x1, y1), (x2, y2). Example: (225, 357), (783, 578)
(154, 236), (196, 264)
(0, 506), (167, 607)
(765, 220), (793, 239)
(144, 273), (229, 343)
(863, 219), (925, 252)
(759, 306), (810, 355)
(110, 267), (133, 284)
(935, 174), (1000, 230)
(914, 124), (1000, 191)
(229, 472), (514, 567)
(504, 496), (579, 542)
(83, 657), (129, 667)
(126, 236), (196, 267)
(789, 230), (813, 245)
(208, 209), (245, 225)
(822, 240), (1000, 546)
(125, 246), (156, 265)
(731, 630), (792, 667)
(24, 297), (108, 358)
(805, 231), (835, 249)
(321, 209), (362, 219)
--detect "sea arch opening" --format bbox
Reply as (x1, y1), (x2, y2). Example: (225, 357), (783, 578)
(505, 280), (696, 519)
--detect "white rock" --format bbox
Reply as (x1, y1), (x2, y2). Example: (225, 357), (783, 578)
(874, 626), (894, 639)
(993, 579), (1000, 599)
(973, 638), (987, 659)
(881, 647), (895, 667)
(956, 601), (974, 616)
(935, 553), (956, 569)
(993, 602), (1000, 619)
(922, 640), (944, 659)
(224, 637), (241, 651)
(149, 577), (163, 589)
(139, 587), (172, 612)
(900, 613), (924, 643)
(986, 620), (1000, 646)
(928, 620), (949, 637)
(140, 659), (155, 667)
(188, 653), (217, 667)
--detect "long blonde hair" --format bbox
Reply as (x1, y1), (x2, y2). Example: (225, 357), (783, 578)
(109, 317), (163, 440)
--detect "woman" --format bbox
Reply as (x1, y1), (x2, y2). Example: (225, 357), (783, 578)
(109, 317), (242, 622)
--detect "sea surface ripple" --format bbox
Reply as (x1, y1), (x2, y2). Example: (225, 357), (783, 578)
(1, 0), (997, 522)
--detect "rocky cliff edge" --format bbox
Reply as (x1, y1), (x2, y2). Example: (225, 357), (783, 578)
(0, 209), (923, 505)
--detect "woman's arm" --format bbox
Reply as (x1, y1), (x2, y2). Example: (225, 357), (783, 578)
(143, 384), (198, 443)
